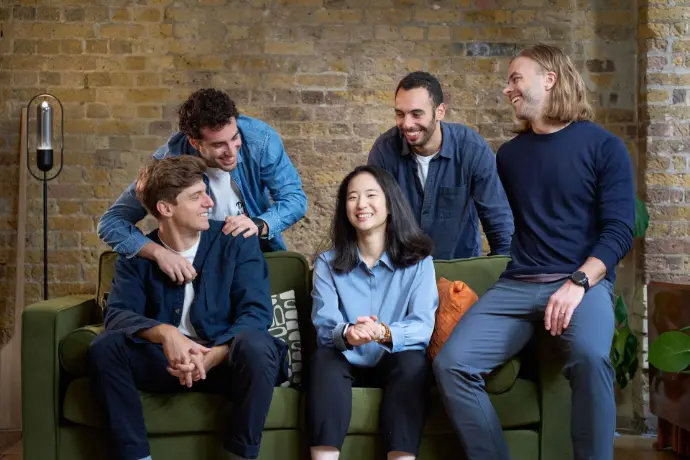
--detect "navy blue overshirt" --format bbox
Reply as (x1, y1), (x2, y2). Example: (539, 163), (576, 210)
(368, 122), (514, 260)
(103, 220), (288, 372)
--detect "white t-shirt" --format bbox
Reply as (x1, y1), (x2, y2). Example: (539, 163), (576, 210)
(413, 152), (438, 191)
(162, 234), (200, 339)
(205, 168), (245, 220)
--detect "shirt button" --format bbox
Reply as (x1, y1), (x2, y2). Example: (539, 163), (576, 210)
(175, 309), (181, 314)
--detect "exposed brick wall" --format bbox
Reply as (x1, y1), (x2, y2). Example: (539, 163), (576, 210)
(640, 2), (690, 285)
(0, 0), (641, 417)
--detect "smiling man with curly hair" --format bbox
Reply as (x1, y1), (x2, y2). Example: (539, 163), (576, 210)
(98, 88), (307, 283)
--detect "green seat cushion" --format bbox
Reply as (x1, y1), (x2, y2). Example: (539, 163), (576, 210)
(337, 430), (539, 460)
(59, 325), (104, 377)
(63, 378), (300, 432)
(433, 255), (510, 296)
(342, 378), (540, 435)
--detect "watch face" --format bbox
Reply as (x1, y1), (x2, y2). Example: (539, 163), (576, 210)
(572, 271), (586, 283)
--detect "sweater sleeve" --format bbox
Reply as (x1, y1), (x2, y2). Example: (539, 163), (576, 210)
(590, 136), (635, 275)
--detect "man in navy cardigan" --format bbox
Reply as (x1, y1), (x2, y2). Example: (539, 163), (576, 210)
(88, 155), (287, 460)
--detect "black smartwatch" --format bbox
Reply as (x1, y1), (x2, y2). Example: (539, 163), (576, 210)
(569, 271), (590, 292)
(251, 217), (266, 238)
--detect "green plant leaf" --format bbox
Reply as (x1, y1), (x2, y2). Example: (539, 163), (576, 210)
(625, 330), (639, 359)
(634, 196), (649, 238)
(648, 331), (690, 372)
(616, 370), (629, 389)
(614, 295), (628, 326)
(612, 327), (630, 367)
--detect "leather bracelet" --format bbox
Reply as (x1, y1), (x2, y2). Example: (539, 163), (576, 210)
(377, 323), (392, 344)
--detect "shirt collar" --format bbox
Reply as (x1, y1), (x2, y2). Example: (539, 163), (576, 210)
(357, 249), (395, 271)
(400, 122), (452, 160)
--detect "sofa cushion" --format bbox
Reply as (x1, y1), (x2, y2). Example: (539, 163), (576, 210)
(433, 255), (510, 297)
(341, 378), (540, 435)
(63, 378), (301, 432)
(97, 252), (118, 309)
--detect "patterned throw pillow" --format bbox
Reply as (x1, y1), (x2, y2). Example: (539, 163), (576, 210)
(268, 289), (302, 388)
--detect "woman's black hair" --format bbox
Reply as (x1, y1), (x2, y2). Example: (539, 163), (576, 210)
(330, 165), (433, 272)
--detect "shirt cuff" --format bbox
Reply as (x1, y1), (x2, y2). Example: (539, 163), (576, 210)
(124, 320), (163, 342)
(589, 244), (618, 277)
(115, 234), (152, 259)
(332, 322), (349, 351)
(388, 325), (405, 353)
(258, 211), (280, 240)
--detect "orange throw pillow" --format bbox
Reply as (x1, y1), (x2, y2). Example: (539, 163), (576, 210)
(428, 277), (479, 359)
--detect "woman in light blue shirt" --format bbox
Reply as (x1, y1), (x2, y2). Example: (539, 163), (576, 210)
(307, 165), (439, 460)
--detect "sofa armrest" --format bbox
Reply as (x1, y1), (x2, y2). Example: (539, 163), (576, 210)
(536, 329), (574, 460)
(21, 295), (98, 460)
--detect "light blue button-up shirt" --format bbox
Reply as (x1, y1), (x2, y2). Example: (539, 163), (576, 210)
(311, 249), (439, 367)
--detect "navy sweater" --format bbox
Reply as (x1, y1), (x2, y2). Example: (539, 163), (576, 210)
(496, 121), (635, 284)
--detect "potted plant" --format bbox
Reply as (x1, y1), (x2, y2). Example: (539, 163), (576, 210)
(610, 196), (649, 391)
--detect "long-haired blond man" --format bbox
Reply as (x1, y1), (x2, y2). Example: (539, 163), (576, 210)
(433, 44), (635, 460)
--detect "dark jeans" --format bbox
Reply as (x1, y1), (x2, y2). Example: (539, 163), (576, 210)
(88, 329), (282, 460)
(306, 347), (431, 455)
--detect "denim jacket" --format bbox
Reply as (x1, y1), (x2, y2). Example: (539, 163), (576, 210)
(97, 115), (307, 257)
(368, 122), (514, 260)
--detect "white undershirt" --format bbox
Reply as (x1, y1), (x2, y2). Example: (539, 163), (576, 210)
(413, 152), (438, 191)
(161, 234), (200, 338)
(205, 168), (245, 220)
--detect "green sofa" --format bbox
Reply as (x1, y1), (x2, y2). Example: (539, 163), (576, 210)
(22, 250), (574, 460)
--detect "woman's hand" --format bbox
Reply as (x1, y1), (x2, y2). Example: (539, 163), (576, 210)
(346, 315), (384, 346)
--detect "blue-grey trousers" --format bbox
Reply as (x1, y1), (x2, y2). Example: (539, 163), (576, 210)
(432, 277), (616, 460)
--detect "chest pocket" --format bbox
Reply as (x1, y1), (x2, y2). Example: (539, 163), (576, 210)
(437, 185), (467, 219)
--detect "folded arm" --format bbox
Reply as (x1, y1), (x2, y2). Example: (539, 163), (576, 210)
(103, 256), (162, 341)
(588, 136), (635, 281)
(97, 181), (152, 259)
(256, 129), (307, 239)
(311, 256), (349, 351)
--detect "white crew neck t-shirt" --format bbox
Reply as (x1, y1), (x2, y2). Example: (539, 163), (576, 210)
(161, 234), (201, 338)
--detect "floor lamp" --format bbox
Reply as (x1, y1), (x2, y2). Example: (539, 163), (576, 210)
(26, 94), (63, 300)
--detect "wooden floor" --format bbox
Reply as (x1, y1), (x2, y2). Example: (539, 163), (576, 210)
(0, 432), (683, 459)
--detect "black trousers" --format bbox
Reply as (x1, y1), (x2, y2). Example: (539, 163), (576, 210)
(306, 347), (431, 455)
(87, 329), (282, 460)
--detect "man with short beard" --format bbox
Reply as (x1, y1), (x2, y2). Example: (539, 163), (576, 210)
(367, 71), (514, 260)
(433, 44), (635, 460)
(98, 88), (307, 284)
